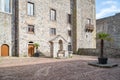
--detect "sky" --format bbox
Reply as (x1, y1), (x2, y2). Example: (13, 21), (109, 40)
(96, 0), (120, 19)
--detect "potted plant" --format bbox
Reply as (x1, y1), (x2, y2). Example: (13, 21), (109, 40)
(34, 43), (40, 57)
(96, 32), (112, 64)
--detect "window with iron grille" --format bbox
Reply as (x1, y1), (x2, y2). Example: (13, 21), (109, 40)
(50, 28), (56, 35)
(28, 25), (34, 33)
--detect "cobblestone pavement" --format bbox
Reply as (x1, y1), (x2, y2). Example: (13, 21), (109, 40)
(0, 55), (120, 80)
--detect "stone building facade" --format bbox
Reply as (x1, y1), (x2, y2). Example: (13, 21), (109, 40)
(0, 0), (96, 57)
(78, 13), (120, 58)
(96, 13), (120, 57)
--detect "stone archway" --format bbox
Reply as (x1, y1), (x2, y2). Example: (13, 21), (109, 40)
(49, 35), (68, 58)
(1, 44), (9, 56)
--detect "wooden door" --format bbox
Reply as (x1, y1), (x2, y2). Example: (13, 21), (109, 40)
(1, 44), (9, 56)
(28, 44), (34, 57)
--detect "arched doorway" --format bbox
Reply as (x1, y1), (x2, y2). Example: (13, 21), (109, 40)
(59, 40), (63, 51)
(1, 44), (9, 56)
(28, 44), (34, 57)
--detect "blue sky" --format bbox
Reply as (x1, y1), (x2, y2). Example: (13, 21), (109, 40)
(96, 0), (120, 19)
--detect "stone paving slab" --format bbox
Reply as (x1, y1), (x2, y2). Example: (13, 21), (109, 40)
(0, 55), (120, 80)
(0, 55), (97, 68)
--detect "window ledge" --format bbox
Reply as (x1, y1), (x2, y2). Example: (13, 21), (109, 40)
(0, 11), (12, 15)
(50, 20), (57, 22)
(27, 15), (35, 17)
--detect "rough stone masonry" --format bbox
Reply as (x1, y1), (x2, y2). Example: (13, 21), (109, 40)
(0, 0), (96, 57)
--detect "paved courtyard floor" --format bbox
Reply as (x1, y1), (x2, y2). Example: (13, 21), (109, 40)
(0, 55), (120, 80)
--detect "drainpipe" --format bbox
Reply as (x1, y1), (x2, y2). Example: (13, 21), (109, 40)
(71, 0), (77, 53)
(13, 0), (19, 56)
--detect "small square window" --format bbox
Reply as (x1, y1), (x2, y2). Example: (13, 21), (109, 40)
(28, 25), (34, 33)
(27, 2), (34, 16)
(50, 9), (56, 21)
(50, 28), (56, 35)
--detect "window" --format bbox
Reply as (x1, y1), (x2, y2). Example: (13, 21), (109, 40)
(68, 14), (71, 24)
(68, 30), (72, 36)
(27, 2), (34, 16)
(50, 28), (56, 35)
(0, 0), (11, 13)
(86, 18), (94, 32)
(28, 25), (34, 33)
(50, 9), (56, 21)
(68, 43), (72, 51)
(87, 18), (91, 24)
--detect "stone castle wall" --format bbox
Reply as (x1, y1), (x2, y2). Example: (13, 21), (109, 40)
(96, 13), (120, 57)
(18, 0), (71, 56)
(72, 0), (96, 53)
(76, 0), (96, 49)
(78, 13), (120, 58)
(0, 0), (96, 57)
(0, 12), (12, 56)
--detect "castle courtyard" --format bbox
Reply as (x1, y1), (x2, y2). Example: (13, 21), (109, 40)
(0, 55), (119, 80)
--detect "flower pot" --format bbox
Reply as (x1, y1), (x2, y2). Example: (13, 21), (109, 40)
(69, 53), (73, 58)
(34, 52), (39, 57)
(98, 57), (108, 64)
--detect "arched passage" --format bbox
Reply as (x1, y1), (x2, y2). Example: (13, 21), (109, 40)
(1, 44), (9, 56)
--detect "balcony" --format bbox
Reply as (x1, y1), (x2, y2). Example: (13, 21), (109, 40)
(85, 24), (94, 32)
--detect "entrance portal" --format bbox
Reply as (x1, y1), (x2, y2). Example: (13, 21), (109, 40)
(1, 44), (9, 56)
(28, 44), (34, 57)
